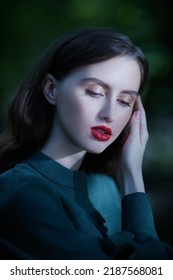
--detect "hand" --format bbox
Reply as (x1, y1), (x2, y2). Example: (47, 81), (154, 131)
(116, 96), (149, 197)
(120, 96), (149, 171)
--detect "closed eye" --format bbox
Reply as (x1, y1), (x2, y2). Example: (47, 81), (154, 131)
(85, 89), (104, 97)
(117, 99), (131, 107)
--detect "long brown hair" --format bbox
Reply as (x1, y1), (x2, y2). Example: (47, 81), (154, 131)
(0, 27), (149, 174)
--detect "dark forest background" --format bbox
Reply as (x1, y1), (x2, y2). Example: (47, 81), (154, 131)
(0, 0), (173, 246)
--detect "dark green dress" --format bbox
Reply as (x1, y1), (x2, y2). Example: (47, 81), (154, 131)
(0, 152), (172, 259)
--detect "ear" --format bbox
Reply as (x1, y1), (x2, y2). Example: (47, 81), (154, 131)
(42, 74), (58, 105)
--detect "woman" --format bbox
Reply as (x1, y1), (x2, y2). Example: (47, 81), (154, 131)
(0, 27), (172, 259)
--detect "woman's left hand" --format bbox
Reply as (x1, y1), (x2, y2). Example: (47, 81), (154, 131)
(116, 96), (149, 197)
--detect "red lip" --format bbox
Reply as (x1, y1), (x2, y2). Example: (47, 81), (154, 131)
(91, 126), (112, 141)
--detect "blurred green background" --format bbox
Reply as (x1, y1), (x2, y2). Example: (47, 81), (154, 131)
(1, 0), (173, 246)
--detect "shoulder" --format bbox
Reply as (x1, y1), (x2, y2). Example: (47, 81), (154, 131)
(0, 161), (44, 187)
(0, 161), (62, 219)
(0, 161), (53, 203)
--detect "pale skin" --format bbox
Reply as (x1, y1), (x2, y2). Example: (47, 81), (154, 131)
(116, 97), (148, 196)
(41, 56), (149, 197)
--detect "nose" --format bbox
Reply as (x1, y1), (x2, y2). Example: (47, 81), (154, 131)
(99, 99), (116, 123)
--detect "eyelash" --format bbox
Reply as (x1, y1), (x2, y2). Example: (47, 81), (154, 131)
(86, 90), (131, 107)
(117, 99), (131, 107)
(85, 89), (103, 97)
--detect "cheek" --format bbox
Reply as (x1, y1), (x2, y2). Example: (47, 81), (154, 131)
(121, 111), (132, 126)
(68, 100), (88, 121)
(114, 111), (132, 135)
(57, 95), (89, 126)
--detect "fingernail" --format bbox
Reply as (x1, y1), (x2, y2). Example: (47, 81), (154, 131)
(135, 111), (141, 119)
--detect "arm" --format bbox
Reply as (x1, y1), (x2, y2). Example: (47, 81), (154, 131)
(115, 96), (156, 237)
(116, 96), (148, 197)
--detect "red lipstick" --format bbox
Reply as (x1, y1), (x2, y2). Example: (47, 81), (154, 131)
(91, 126), (112, 141)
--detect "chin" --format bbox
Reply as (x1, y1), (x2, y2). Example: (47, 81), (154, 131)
(85, 144), (109, 154)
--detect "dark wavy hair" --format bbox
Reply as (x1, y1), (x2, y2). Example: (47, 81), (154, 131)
(0, 27), (149, 174)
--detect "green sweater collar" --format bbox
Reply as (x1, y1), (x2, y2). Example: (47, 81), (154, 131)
(25, 152), (86, 188)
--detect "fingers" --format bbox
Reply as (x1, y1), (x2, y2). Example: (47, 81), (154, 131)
(128, 109), (140, 143)
(138, 96), (149, 144)
(134, 96), (145, 116)
(132, 96), (149, 145)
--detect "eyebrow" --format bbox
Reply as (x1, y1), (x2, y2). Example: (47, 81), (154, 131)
(80, 77), (138, 96)
(80, 77), (110, 90)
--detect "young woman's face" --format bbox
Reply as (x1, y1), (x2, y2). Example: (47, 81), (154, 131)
(50, 56), (141, 154)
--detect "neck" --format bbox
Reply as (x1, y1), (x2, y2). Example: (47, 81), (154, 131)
(41, 144), (86, 171)
(41, 118), (87, 171)
(55, 152), (86, 171)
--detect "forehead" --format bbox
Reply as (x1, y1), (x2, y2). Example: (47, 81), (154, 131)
(67, 56), (141, 90)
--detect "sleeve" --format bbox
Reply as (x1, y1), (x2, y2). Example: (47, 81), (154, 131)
(122, 192), (158, 238)
(100, 192), (173, 260)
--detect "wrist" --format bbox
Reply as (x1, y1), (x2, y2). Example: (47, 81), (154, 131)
(117, 168), (145, 197)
